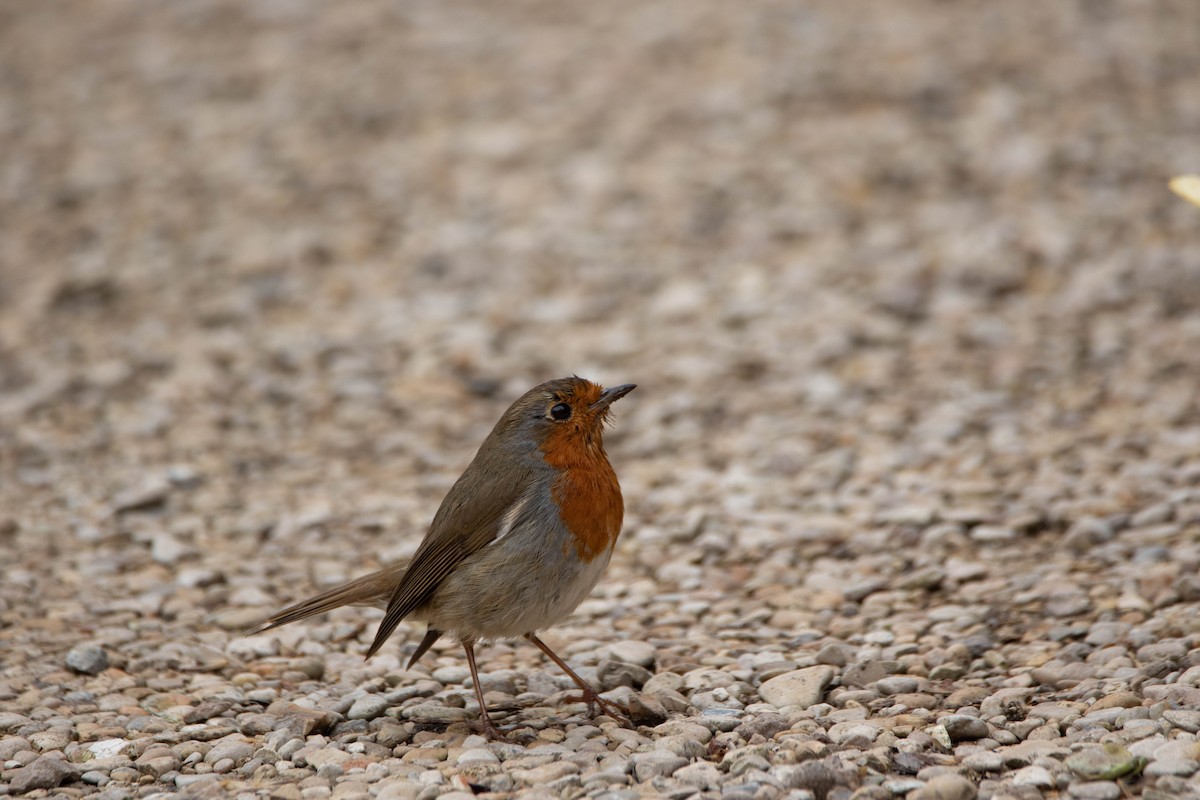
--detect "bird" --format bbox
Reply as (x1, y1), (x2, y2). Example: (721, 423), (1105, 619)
(250, 376), (636, 738)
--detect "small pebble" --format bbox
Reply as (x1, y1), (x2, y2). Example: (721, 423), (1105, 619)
(346, 695), (389, 721)
(65, 645), (109, 675)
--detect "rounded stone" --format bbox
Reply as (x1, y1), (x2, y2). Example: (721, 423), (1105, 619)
(1011, 765), (1055, 788)
(1162, 709), (1200, 733)
(1066, 743), (1145, 781)
(401, 704), (473, 724)
(908, 773), (978, 800)
(1067, 782), (1121, 800)
(876, 676), (919, 695)
(961, 752), (1002, 772)
(7, 756), (79, 793)
(607, 640), (657, 668)
(938, 714), (990, 741)
(346, 695), (389, 721)
(456, 748), (499, 765)
(304, 748), (352, 770)
(758, 666), (835, 708)
(629, 751), (687, 781)
(431, 666), (470, 685)
(65, 645), (109, 675)
(204, 739), (254, 765)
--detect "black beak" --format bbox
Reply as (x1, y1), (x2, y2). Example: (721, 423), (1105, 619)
(592, 383), (636, 411)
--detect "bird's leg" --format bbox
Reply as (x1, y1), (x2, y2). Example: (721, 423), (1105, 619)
(525, 633), (634, 728)
(462, 639), (506, 741)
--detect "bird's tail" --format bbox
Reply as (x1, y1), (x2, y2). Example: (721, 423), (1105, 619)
(247, 562), (407, 635)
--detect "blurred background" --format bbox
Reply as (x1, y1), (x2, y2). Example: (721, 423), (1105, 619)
(3, 0), (1200, 673)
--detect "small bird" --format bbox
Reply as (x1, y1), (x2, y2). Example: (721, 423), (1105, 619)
(251, 377), (636, 738)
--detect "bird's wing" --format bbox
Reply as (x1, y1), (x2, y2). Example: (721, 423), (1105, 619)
(364, 456), (537, 657)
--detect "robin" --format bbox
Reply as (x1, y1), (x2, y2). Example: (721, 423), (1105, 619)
(250, 376), (637, 738)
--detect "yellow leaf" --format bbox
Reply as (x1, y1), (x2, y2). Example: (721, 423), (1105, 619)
(1170, 175), (1200, 207)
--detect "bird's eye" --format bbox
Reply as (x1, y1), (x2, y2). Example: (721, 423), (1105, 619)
(550, 403), (572, 421)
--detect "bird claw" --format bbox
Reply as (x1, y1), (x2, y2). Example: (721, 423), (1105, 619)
(563, 691), (635, 729)
(474, 716), (510, 742)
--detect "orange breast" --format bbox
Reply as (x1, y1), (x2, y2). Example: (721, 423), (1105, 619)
(551, 463), (624, 561)
(540, 428), (624, 562)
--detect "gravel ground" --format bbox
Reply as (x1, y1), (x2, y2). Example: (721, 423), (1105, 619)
(3, 2), (1200, 799)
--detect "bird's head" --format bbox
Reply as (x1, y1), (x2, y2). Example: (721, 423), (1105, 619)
(497, 376), (636, 466)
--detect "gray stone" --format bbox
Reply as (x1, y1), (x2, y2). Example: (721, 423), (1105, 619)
(431, 665), (470, 684)
(374, 780), (422, 800)
(1144, 758), (1198, 777)
(691, 688), (743, 710)
(401, 704), (473, 724)
(28, 727), (72, 751)
(643, 671), (685, 695)
(1163, 709), (1200, 733)
(938, 714), (990, 741)
(629, 751), (687, 781)
(831, 723), (877, 746)
(607, 640), (657, 668)
(674, 761), (721, 789)
(655, 733), (707, 759)
(66, 644), (109, 675)
(1144, 739), (1200, 777)
(184, 699), (233, 724)
(81, 770), (109, 786)
(457, 748), (499, 765)
(8, 755), (79, 792)
(305, 748), (351, 769)
(151, 531), (190, 564)
(1010, 765), (1055, 788)
(1136, 640), (1187, 662)
(597, 660), (653, 691)
(735, 712), (790, 740)
(875, 676), (919, 695)
(1067, 782), (1121, 800)
(511, 762), (579, 785)
(683, 667), (737, 691)
(137, 755), (180, 778)
(1046, 594), (1092, 617)
(1083, 621), (1128, 647)
(929, 663), (966, 680)
(897, 567), (945, 590)
(960, 752), (1002, 772)
(882, 778), (925, 795)
(780, 761), (845, 798)
(969, 525), (1017, 543)
(346, 694), (389, 721)
(758, 666), (835, 708)
(0, 712), (32, 732)
(1065, 743), (1146, 780)
(86, 739), (132, 760)
(654, 720), (712, 742)
(979, 688), (1033, 718)
(845, 578), (888, 601)
(815, 643), (854, 667)
(204, 737), (254, 765)
(842, 660), (889, 687)
(265, 700), (340, 735)
(1064, 517), (1114, 551)
(111, 477), (171, 512)
(908, 774), (977, 800)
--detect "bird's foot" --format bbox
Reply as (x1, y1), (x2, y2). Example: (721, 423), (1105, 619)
(563, 689), (634, 729)
(474, 715), (510, 742)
